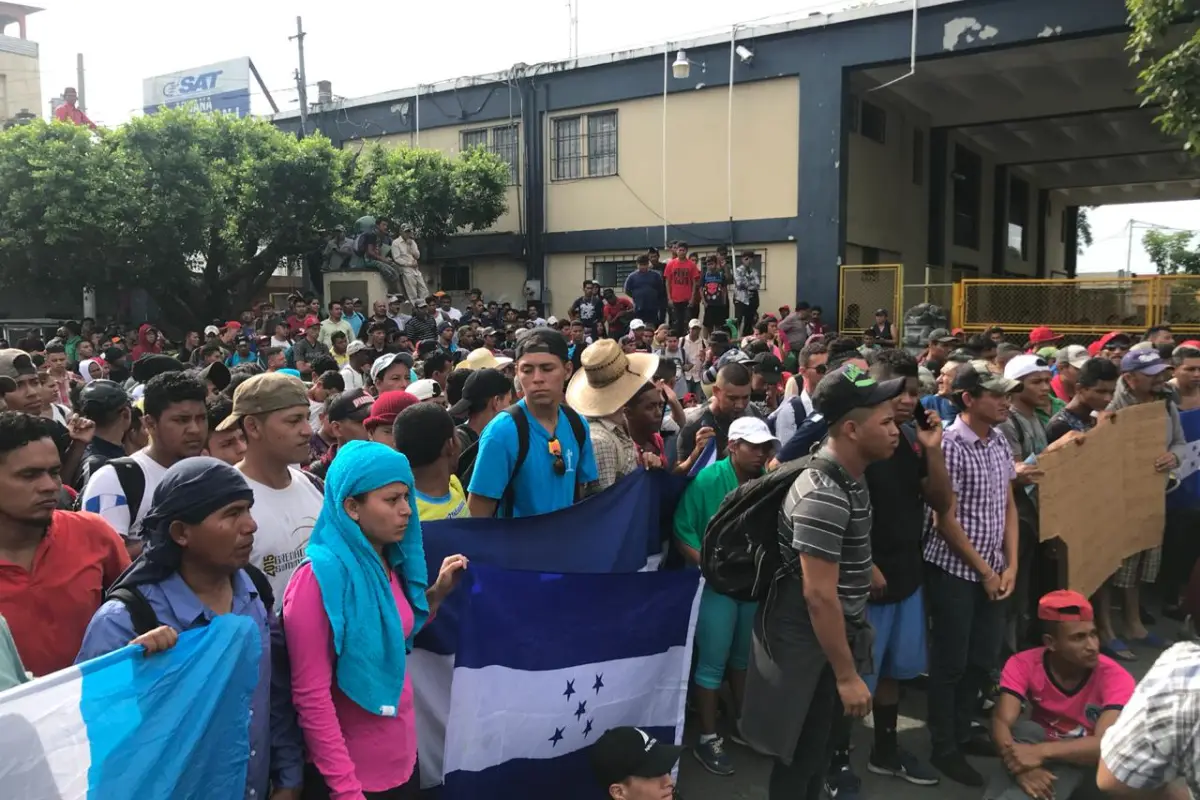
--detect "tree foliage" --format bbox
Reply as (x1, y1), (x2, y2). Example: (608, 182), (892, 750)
(1143, 228), (1200, 274)
(1127, 0), (1200, 151)
(0, 110), (509, 329)
(1077, 207), (1094, 253)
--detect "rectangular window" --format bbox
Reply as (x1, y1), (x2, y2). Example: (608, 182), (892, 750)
(860, 100), (887, 144)
(490, 124), (520, 185)
(439, 264), (471, 292)
(551, 111), (619, 181)
(1008, 176), (1030, 260)
(952, 144), (982, 250)
(587, 254), (640, 291)
(552, 116), (582, 181)
(460, 129), (488, 152)
(912, 129), (925, 185)
(587, 111), (618, 177)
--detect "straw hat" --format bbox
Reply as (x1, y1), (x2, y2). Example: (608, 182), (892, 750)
(566, 339), (659, 418)
(455, 347), (514, 371)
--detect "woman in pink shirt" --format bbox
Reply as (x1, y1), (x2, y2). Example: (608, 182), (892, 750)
(283, 439), (467, 800)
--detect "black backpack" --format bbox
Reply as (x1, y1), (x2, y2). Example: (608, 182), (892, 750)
(454, 424), (482, 485)
(108, 565), (276, 636)
(75, 457), (146, 525)
(700, 454), (857, 602)
(496, 404), (587, 518)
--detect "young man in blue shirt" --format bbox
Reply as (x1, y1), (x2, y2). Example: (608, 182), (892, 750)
(466, 329), (598, 518)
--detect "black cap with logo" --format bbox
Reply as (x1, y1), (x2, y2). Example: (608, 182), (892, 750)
(327, 388), (375, 423)
(589, 726), (683, 788)
(811, 364), (905, 424)
(447, 368), (514, 417)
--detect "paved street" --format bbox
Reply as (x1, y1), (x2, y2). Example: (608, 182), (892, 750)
(677, 634), (1169, 800)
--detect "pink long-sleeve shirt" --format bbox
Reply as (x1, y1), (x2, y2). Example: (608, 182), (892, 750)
(283, 563), (416, 799)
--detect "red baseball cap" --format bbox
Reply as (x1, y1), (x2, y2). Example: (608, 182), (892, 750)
(364, 390), (421, 431)
(1181, 340), (1200, 349)
(224, 320), (242, 330)
(1027, 326), (1063, 346)
(1037, 590), (1093, 622)
(303, 316), (320, 329)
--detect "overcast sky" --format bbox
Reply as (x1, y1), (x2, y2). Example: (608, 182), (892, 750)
(19, 0), (1200, 272)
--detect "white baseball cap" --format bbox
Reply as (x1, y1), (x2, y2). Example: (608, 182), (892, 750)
(629, 319), (646, 331)
(408, 378), (443, 401)
(688, 318), (701, 329)
(204, 325), (220, 336)
(346, 340), (368, 356)
(370, 352), (414, 382)
(728, 416), (780, 447)
(1003, 353), (1052, 382)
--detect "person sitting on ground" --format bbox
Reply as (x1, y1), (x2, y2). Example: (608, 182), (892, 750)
(988, 590), (1133, 800)
(590, 726), (684, 800)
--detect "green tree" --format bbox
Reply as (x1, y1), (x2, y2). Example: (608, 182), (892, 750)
(1142, 228), (1200, 274)
(0, 111), (509, 329)
(1077, 206), (1094, 253)
(1127, 0), (1200, 150)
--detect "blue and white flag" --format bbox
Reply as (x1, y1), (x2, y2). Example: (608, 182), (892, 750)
(688, 436), (717, 476)
(412, 469), (696, 791)
(0, 615), (261, 800)
(1171, 407), (1200, 508)
(438, 565), (701, 798)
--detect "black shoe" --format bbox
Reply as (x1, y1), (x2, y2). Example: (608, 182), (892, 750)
(929, 752), (983, 787)
(1164, 604), (1188, 622)
(960, 733), (998, 758)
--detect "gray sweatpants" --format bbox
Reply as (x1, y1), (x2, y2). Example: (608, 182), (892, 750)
(985, 720), (1098, 800)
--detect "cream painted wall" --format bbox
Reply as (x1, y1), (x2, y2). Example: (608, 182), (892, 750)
(845, 94), (928, 275)
(369, 123), (523, 235)
(544, 77), (800, 233)
(0, 51), (40, 121)
(544, 242), (796, 320)
(415, 256), (527, 307)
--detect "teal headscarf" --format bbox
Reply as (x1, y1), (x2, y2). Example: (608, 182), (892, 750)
(306, 439), (430, 716)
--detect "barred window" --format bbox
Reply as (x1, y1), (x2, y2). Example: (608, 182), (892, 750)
(461, 129), (488, 151)
(440, 264), (471, 291)
(588, 254), (641, 291)
(552, 117), (583, 181)
(491, 124), (520, 185)
(551, 111), (618, 181)
(587, 111), (618, 177)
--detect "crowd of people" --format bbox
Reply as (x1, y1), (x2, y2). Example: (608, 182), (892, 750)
(0, 264), (1198, 800)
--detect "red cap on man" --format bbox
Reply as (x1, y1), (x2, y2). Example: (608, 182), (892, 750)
(1037, 590), (1093, 622)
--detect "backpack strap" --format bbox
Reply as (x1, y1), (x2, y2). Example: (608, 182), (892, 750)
(109, 457), (147, 536)
(498, 405), (530, 518)
(242, 564), (276, 612)
(806, 455), (860, 500)
(109, 585), (161, 637)
(560, 405), (588, 502)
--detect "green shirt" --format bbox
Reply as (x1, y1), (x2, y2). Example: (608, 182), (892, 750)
(673, 458), (741, 552)
(0, 614), (29, 691)
(1035, 395), (1066, 428)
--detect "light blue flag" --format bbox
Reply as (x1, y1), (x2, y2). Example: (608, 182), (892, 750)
(1171, 407), (1200, 509)
(687, 436), (717, 476)
(0, 614), (261, 799)
(438, 565), (701, 799)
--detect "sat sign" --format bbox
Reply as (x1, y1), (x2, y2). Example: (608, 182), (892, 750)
(143, 58), (252, 117)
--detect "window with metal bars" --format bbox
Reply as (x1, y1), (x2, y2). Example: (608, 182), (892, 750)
(490, 124), (520, 185)
(461, 129), (488, 151)
(551, 111), (619, 181)
(587, 254), (640, 291)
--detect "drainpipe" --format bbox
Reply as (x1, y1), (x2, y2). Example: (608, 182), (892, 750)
(662, 46), (669, 247)
(727, 25), (738, 248)
(414, 85), (421, 146)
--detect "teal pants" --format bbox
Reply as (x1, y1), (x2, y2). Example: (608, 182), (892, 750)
(694, 584), (756, 690)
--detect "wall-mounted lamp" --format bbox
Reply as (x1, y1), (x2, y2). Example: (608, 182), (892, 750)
(735, 45), (754, 64)
(673, 50), (705, 79)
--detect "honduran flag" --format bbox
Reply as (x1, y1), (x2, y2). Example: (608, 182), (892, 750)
(411, 469), (697, 793)
(1171, 407), (1200, 508)
(0, 615), (261, 799)
(435, 565), (700, 799)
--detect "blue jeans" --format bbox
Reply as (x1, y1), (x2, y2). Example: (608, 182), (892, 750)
(925, 564), (1006, 758)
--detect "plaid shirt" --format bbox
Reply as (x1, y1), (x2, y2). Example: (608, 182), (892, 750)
(587, 416), (638, 491)
(923, 416), (1016, 581)
(1101, 643), (1200, 798)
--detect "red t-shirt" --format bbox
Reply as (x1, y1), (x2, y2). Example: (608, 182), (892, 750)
(663, 258), (700, 304)
(1000, 647), (1134, 740)
(0, 511), (130, 676)
(603, 296), (634, 323)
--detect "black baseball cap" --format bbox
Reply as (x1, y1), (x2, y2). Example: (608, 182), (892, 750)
(198, 360), (231, 392)
(131, 354), (185, 384)
(327, 388), (375, 423)
(514, 328), (570, 362)
(589, 727), (683, 789)
(77, 379), (130, 418)
(752, 353), (784, 383)
(811, 364), (906, 424)
(447, 368), (513, 417)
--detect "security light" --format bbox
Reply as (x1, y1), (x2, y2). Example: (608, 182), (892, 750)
(736, 45), (754, 63)
(673, 50), (691, 79)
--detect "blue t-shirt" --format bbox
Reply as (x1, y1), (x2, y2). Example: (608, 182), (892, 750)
(920, 394), (958, 427)
(624, 269), (664, 313)
(467, 400), (599, 518)
(225, 352), (257, 367)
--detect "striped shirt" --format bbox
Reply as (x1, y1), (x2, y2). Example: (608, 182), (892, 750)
(1101, 642), (1200, 799)
(923, 416), (1016, 581)
(779, 451), (873, 618)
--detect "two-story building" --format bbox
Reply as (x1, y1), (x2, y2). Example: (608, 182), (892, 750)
(276, 0), (1194, 328)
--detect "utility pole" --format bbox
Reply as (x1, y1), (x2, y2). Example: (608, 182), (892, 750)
(76, 53), (86, 112)
(289, 16), (309, 136)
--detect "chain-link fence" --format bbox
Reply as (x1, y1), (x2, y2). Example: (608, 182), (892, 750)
(960, 277), (1154, 332)
(839, 264), (900, 335)
(1150, 275), (1200, 336)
